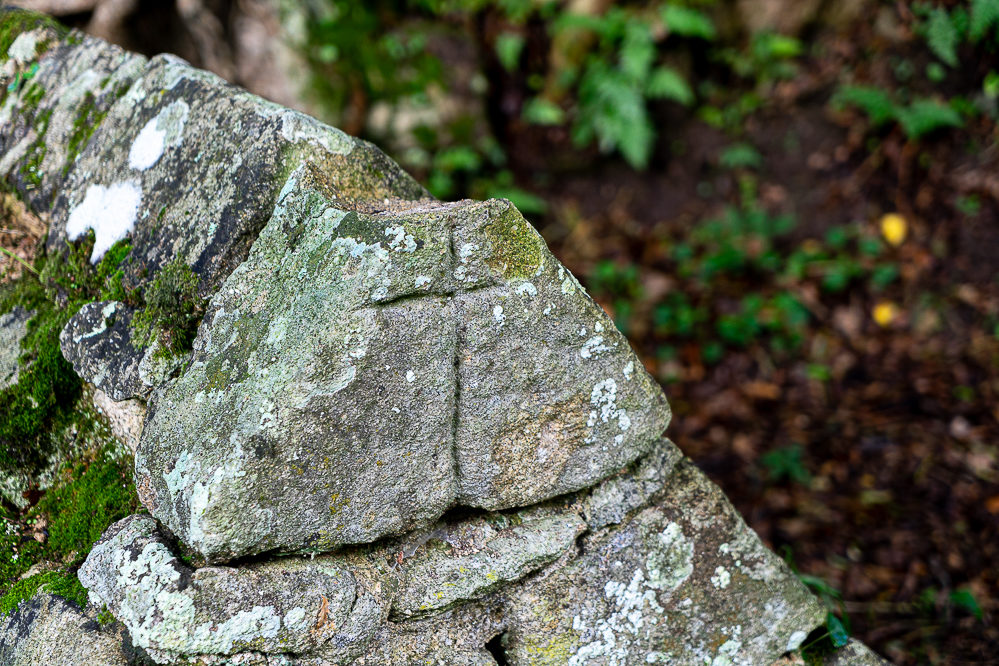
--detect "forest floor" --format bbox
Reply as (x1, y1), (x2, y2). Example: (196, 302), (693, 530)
(517, 18), (999, 666)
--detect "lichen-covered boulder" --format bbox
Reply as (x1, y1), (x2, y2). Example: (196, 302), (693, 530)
(79, 514), (385, 665)
(503, 460), (826, 665)
(0, 306), (31, 390)
(58, 300), (150, 401)
(0, 15), (145, 212)
(4, 34), (427, 401)
(0, 591), (132, 666)
(136, 164), (670, 562)
(83, 441), (830, 665)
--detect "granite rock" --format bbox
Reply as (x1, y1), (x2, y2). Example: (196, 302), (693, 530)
(136, 165), (670, 562)
(503, 460), (826, 665)
(79, 514), (385, 665)
(0, 591), (132, 666)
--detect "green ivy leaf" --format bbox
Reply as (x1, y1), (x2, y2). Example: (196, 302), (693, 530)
(522, 97), (566, 125)
(826, 613), (850, 648)
(495, 32), (525, 72)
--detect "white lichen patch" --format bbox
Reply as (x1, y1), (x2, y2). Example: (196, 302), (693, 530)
(385, 225), (417, 252)
(645, 522), (694, 592)
(7, 32), (40, 64)
(711, 566), (731, 590)
(71, 301), (118, 344)
(493, 305), (505, 324)
(786, 630), (808, 652)
(587, 379), (631, 433)
(580, 336), (610, 359)
(569, 569), (666, 666)
(516, 282), (538, 298)
(66, 181), (142, 262)
(406, 370), (416, 383)
(415, 275), (431, 288)
(129, 100), (190, 170)
(623, 360), (635, 380)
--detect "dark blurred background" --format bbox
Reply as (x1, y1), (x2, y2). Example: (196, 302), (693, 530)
(7, 0), (998, 662)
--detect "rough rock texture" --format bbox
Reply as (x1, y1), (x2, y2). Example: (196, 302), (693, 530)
(91, 386), (146, 453)
(822, 639), (892, 665)
(0, 23), (145, 211)
(0, 591), (132, 665)
(0, 306), (32, 390)
(391, 508), (586, 620)
(503, 460), (825, 665)
(82, 441), (831, 665)
(136, 165), (670, 562)
(59, 300), (150, 401)
(79, 514), (385, 665)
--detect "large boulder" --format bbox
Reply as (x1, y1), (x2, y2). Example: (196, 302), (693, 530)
(136, 165), (670, 562)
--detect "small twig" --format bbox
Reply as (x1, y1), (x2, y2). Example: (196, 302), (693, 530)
(0, 246), (38, 276)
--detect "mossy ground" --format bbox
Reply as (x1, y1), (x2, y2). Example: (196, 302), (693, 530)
(0, 219), (141, 617)
(0, 231), (134, 473)
(0, 436), (138, 617)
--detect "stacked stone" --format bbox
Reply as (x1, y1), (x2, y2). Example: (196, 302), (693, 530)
(0, 10), (887, 665)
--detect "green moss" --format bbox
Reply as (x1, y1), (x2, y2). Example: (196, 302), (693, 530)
(31, 444), (138, 561)
(131, 259), (204, 357)
(18, 106), (52, 190)
(481, 202), (545, 280)
(0, 8), (65, 63)
(0, 570), (87, 617)
(0, 232), (134, 474)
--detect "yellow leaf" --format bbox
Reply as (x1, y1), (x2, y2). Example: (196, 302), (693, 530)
(879, 213), (907, 246)
(872, 301), (899, 327)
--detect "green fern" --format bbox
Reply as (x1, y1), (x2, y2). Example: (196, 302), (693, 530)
(926, 8), (960, 66)
(834, 86), (897, 126)
(970, 0), (999, 41)
(895, 99), (964, 139)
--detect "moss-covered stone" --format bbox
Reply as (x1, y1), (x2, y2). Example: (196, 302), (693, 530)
(0, 9), (65, 64)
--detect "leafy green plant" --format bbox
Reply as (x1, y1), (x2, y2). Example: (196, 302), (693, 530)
(761, 444), (811, 484)
(835, 86), (965, 140)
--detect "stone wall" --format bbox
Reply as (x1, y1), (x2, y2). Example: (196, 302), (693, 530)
(0, 9), (888, 666)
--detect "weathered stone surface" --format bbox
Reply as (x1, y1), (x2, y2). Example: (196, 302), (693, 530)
(503, 460), (826, 665)
(392, 508), (586, 619)
(79, 514), (385, 665)
(137, 165), (670, 562)
(91, 386), (146, 453)
(0, 22), (146, 211)
(0, 591), (131, 666)
(0, 306), (31, 390)
(822, 639), (891, 665)
(354, 599), (504, 666)
(584, 436), (682, 530)
(83, 441), (825, 665)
